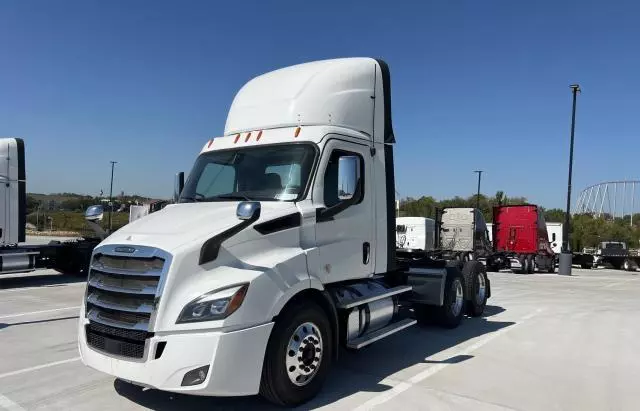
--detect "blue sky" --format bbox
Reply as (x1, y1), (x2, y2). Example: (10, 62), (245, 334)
(1, 0), (639, 208)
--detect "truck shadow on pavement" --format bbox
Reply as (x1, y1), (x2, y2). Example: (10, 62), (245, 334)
(0, 272), (84, 290)
(114, 308), (513, 410)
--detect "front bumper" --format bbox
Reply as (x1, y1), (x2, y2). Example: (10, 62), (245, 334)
(78, 319), (274, 396)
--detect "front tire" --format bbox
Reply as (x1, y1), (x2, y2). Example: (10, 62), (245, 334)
(260, 301), (332, 407)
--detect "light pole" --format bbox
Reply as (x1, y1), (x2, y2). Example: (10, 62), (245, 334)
(559, 84), (581, 275)
(108, 161), (117, 233)
(473, 170), (483, 211)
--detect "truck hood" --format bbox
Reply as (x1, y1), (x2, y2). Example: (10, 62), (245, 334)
(100, 201), (299, 252)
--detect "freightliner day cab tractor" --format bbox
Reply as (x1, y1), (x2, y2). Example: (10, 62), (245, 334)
(0, 138), (99, 277)
(487, 204), (556, 273)
(78, 58), (490, 406)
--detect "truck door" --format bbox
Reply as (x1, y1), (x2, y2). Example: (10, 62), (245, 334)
(314, 139), (373, 283)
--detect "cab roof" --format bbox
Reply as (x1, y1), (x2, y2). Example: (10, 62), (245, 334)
(224, 58), (394, 144)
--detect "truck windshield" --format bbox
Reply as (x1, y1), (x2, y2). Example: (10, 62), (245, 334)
(180, 144), (316, 202)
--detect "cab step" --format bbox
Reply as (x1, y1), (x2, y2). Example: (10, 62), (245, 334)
(346, 318), (417, 349)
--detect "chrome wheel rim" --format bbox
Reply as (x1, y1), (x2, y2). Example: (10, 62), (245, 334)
(451, 279), (464, 317)
(475, 273), (487, 305)
(285, 322), (323, 386)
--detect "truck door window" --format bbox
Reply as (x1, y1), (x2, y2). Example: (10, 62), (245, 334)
(323, 150), (363, 208)
(552, 233), (556, 241)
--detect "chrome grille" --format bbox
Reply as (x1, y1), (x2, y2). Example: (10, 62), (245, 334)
(85, 245), (170, 358)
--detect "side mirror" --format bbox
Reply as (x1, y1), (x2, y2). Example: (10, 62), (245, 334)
(85, 205), (104, 222)
(84, 205), (108, 239)
(236, 201), (261, 221)
(174, 172), (185, 203)
(337, 156), (360, 200)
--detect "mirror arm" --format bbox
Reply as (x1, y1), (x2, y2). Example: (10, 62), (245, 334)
(318, 178), (362, 222)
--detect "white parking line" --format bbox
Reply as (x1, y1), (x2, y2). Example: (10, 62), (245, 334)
(0, 357), (81, 380)
(0, 282), (85, 294)
(0, 394), (26, 411)
(353, 308), (543, 411)
(0, 306), (79, 320)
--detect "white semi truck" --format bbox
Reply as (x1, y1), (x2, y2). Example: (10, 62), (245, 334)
(78, 58), (490, 406)
(0, 138), (99, 277)
(396, 216), (435, 250)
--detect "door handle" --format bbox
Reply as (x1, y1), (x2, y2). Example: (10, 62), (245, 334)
(363, 242), (370, 264)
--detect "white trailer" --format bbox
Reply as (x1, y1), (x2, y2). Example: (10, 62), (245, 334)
(396, 216), (435, 250)
(78, 58), (490, 407)
(546, 222), (562, 254)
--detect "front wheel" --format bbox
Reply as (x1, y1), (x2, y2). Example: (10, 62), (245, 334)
(260, 301), (332, 407)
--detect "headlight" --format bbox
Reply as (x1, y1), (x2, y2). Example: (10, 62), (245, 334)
(177, 284), (249, 323)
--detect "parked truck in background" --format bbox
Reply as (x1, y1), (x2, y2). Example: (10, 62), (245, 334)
(590, 241), (639, 271)
(395, 216), (435, 250)
(0, 137), (99, 277)
(77, 58), (490, 406)
(546, 222), (562, 254)
(436, 207), (492, 262)
(487, 204), (555, 273)
(396, 208), (492, 262)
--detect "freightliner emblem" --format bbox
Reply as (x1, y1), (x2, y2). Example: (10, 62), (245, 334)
(114, 246), (136, 254)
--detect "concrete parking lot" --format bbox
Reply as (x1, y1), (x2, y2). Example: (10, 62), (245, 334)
(1, 267), (638, 411)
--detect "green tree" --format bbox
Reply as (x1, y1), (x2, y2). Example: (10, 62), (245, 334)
(543, 208), (566, 222)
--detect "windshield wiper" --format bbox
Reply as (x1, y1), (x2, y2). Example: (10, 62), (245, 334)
(180, 192), (208, 203)
(212, 194), (252, 201)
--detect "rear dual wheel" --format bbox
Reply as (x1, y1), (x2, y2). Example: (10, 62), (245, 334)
(463, 261), (488, 317)
(517, 255), (535, 274)
(416, 267), (465, 328)
(527, 255), (535, 274)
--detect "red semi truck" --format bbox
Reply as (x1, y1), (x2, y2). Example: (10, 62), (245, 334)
(486, 204), (556, 273)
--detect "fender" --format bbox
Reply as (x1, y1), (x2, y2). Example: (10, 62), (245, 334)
(268, 277), (324, 320)
(268, 278), (340, 360)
